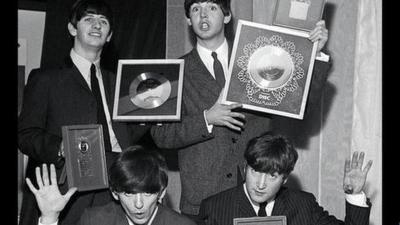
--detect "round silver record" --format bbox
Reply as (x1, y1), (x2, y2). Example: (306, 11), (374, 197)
(247, 45), (294, 89)
(129, 72), (172, 109)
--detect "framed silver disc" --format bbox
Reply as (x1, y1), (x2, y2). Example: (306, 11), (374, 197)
(247, 45), (294, 89)
(129, 72), (172, 109)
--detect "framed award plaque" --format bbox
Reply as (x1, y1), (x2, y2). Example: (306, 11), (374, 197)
(272, 0), (326, 31)
(221, 19), (318, 119)
(233, 216), (287, 225)
(113, 59), (184, 122)
(62, 124), (109, 191)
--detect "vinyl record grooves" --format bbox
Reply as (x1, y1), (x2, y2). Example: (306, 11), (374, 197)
(129, 72), (172, 109)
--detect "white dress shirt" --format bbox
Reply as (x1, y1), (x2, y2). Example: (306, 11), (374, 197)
(197, 39), (229, 133)
(70, 49), (122, 153)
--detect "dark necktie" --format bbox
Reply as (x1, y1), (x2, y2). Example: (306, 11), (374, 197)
(257, 202), (267, 217)
(90, 64), (111, 152)
(211, 52), (225, 89)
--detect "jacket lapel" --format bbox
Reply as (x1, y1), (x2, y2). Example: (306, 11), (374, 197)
(187, 49), (223, 99)
(235, 184), (257, 218)
(270, 188), (288, 216)
(62, 56), (93, 95)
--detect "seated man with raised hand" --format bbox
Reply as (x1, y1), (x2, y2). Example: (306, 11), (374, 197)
(198, 132), (373, 225)
(26, 146), (196, 225)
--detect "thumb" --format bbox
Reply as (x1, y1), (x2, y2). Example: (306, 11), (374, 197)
(64, 187), (78, 201)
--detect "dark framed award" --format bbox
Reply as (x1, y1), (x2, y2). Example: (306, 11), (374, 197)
(221, 19), (318, 119)
(233, 216), (287, 225)
(112, 59), (184, 121)
(62, 124), (109, 191)
(272, 0), (326, 31)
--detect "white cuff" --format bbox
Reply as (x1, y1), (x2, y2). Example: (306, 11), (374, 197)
(345, 191), (368, 207)
(38, 217), (58, 225)
(203, 110), (213, 133)
(316, 52), (330, 62)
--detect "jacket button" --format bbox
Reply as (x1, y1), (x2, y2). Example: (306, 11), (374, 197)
(226, 173), (232, 178)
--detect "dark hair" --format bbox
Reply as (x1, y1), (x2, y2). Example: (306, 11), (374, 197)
(108, 146), (168, 194)
(244, 132), (298, 177)
(69, 0), (114, 32)
(184, 0), (231, 18)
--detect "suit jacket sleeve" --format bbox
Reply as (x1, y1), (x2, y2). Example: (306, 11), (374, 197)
(18, 69), (62, 166)
(150, 102), (214, 149)
(306, 59), (332, 112)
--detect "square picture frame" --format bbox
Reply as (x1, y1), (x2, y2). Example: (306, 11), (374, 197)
(221, 19), (318, 119)
(273, 0), (326, 32)
(113, 59), (184, 122)
(233, 216), (287, 225)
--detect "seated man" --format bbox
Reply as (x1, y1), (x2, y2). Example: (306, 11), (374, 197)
(199, 132), (373, 225)
(26, 146), (196, 225)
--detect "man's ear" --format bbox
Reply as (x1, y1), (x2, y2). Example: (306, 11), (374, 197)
(186, 18), (192, 26)
(158, 188), (167, 203)
(223, 12), (232, 24)
(106, 32), (113, 42)
(111, 191), (119, 201)
(67, 23), (77, 37)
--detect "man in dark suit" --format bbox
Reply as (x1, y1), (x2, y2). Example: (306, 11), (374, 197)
(198, 132), (373, 225)
(150, 0), (331, 222)
(18, 0), (148, 224)
(27, 146), (196, 225)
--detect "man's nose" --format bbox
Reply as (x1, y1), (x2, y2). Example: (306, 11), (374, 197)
(92, 19), (101, 29)
(257, 174), (267, 189)
(200, 7), (208, 18)
(134, 194), (144, 209)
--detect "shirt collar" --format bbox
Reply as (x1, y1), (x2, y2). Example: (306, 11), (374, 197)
(70, 48), (101, 79)
(196, 38), (228, 60)
(243, 183), (275, 215)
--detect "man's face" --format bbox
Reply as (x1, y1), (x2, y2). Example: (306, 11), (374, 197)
(245, 165), (286, 204)
(68, 13), (112, 51)
(186, 2), (231, 42)
(112, 192), (159, 224)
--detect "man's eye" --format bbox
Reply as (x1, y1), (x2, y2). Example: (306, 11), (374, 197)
(100, 20), (108, 25)
(210, 5), (217, 11)
(191, 7), (199, 13)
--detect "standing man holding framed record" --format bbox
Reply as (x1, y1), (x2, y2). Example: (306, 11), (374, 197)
(18, 0), (149, 224)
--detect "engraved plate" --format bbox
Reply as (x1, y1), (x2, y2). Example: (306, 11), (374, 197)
(233, 216), (287, 225)
(62, 124), (109, 191)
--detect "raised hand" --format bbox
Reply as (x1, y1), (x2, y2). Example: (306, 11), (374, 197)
(26, 164), (77, 224)
(343, 151), (373, 195)
(309, 20), (329, 53)
(205, 91), (245, 131)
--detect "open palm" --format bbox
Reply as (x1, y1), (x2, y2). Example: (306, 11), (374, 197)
(343, 151), (373, 194)
(26, 164), (77, 220)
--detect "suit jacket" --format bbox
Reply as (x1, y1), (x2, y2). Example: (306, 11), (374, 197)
(199, 184), (371, 225)
(77, 202), (196, 225)
(18, 56), (149, 225)
(151, 48), (331, 215)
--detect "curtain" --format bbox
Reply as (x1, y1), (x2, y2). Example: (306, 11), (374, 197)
(351, 0), (382, 224)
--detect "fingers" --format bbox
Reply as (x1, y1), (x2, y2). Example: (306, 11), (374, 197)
(35, 166), (44, 189)
(309, 20), (328, 42)
(351, 151), (359, 169)
(42, 164), (50, 186)
(50, 164), (57, 185)
(25, 178), (37, 194)
(344, 158), (351, 173)
(64, 187), (78, 201)
(363, 160), (373, 175)
(357, 151), (365, 169)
